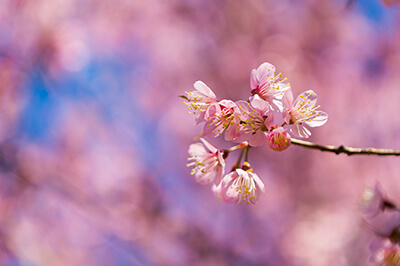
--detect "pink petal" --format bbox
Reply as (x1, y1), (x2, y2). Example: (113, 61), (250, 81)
(194, 111), (207, 125)
(250, 69), (258, 91)
(248, 130), (267, 147)
(225, 123), (247, 143)
(264, 112), (274, 129)
(256, 62), (276, 85)
(215, 165), (224, 184)
(250, 94), (271, 116)
(218, 99), (237, 109)
(212, 183), (223, 201)
(282, 89), (294, 111)
(221, 171), (237, 187)
(204, 102), (221, 120)
(194, 81), (216, 100)
(199, 138), (217, 154)
(194, 170), (215, 185)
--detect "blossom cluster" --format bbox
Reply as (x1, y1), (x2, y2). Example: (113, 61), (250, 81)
(182, 62), (328, 204)
(360, 184), (400, 265)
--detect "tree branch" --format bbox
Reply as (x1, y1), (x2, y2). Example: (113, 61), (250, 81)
(291, 138), (400, 156)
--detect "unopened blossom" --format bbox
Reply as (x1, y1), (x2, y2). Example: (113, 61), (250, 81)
(236, 95), (274, 147)
(250, 62), (290, 111)
(183, 81), (217, 125)
(267, 126), (291, 151)
(219, 165), (265, 205)
(204, 100), (246, 142)
(187, 138), (225, 185)
(282, 89), (328, 138)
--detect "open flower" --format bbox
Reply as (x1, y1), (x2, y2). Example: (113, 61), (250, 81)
(183, 81), (217, 125)
(283, 89), (328, 138)
(250, 62), (290, 111)
(267, 126), (291, 151)
(236, 95), (274, 147)
(218, 166), (265, 205)
(204, 100), (245, 142)
(187, 138), (225, 185)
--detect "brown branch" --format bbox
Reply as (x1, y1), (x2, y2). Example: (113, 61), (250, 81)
(291, 138), (400, 156)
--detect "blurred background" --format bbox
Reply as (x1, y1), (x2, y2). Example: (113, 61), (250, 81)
(0, 0), (399, 265)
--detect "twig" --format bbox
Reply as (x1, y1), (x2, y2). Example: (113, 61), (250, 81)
(291, 138), (400, 156)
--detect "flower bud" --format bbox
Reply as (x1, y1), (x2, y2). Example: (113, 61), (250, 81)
(267, 126), (291, 151)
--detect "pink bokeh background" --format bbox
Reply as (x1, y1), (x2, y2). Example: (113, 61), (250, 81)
(0, 0), (399, 265)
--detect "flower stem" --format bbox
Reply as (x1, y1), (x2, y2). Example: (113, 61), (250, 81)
(233, 148), (246, 169)
(291, 138), (400, 156)
(245, 146), (251, 162)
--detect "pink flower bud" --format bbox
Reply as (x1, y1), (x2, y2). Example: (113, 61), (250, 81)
(267, 126), (291, 151)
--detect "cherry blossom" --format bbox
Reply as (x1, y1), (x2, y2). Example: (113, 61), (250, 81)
(267, 126), (291, 151)
(183, 81), (218, 125)
(236, 95), (274, 147)
(282, 89), (328, 138)
(218, 166), (265, 205)
(250, 62), (290, 111)
(181, 62), (330, 205)
(203, 100), (245, 142)
(187, 138), (226, 185)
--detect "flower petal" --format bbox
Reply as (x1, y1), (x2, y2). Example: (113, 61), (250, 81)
(255, 62), (276, 85)
(249, 130), (267, 147)
(291, 123), (311, 138)
(305, 111), (328, 127)
(194, 80), (216, 100)
(282, 89), (294, 111)
(199, 138), (217, 154)
(188, 143), (207, 156)
(250, 94), (271, 116)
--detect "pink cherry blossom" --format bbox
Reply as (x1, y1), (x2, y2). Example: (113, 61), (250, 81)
(236, 95), (274, 147)
(267, 126), (291, 151)
(183, 81), (217, 125)
(250, 62), (290, 111)
(219, 168), (265, 205)
(187, 138), (226, 185)
(204, 100), (245, 142)
(282, 89), (328, 138)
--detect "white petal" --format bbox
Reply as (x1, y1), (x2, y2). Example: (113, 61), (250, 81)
(249, 172), (265, 192)
(291, 124), (311, 138)
(306, 111), (328, 127)
(188, 143), (207, 156)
